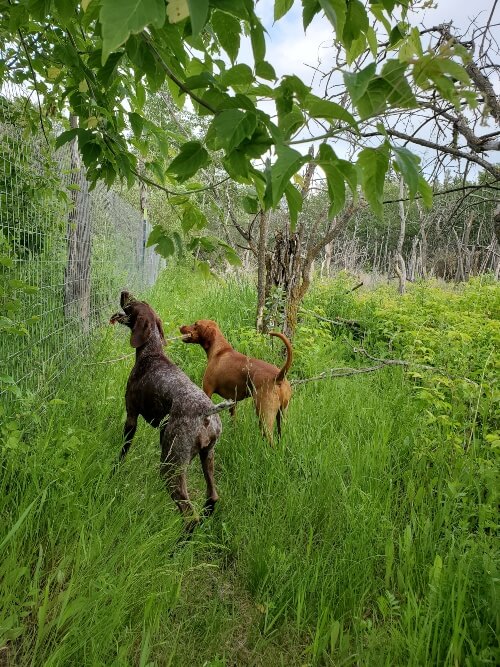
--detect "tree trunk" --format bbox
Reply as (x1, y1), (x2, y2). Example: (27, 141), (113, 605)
(64, 114), (91, 331)
(395, 178), (407, 294)
(494, 202), (500, 245)
(407, 236), (418, 282)
(283, 206), (356, 338)
(462, 213), (475, 281)
(265, 150), (317, 335)
(139, 177), (150, 281)
(256, 209), (268, 332)
(321, 241), (333, 277)
(416, 202), (429, 279)
(383, 231), (389, 275)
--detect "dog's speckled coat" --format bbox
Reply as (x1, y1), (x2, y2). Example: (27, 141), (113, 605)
(111, 291), (231, 525)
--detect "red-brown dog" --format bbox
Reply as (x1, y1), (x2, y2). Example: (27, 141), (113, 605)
(179, 320), (292, 443)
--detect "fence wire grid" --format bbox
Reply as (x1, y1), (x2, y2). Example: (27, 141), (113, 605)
(0, 81), (162, 402)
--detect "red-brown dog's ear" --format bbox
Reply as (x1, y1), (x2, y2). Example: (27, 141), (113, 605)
(130, 315), (151, 348)
(156, 316), (166, 344)
(201, 321), (216, 342)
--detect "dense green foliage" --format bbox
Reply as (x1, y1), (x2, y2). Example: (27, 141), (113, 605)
(1, 0), (481, 259)
(1, 268), (497, 665)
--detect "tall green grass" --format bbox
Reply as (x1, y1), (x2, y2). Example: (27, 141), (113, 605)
(0, 266), (498, 666)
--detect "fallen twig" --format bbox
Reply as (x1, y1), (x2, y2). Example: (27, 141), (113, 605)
(346, 281), (363, 293)
(291, 345), (478, 387)
(291, 364), (385, 386)
(352, 345), (478, 385)
(300, 307), (361, 330)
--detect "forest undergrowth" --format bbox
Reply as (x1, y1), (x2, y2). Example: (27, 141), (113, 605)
(0, 266), (498, 666)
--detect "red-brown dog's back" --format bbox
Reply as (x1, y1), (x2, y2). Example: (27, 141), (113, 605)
(180, 320), (292, 442)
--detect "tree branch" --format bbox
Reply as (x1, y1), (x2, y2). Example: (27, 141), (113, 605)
(141, 32), (217, 115)
(382, 182), (500, 204)
(353, 346), (478, 385)
(386, 128), (500, 180)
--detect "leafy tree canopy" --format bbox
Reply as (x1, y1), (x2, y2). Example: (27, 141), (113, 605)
(0, 0), (477, 225)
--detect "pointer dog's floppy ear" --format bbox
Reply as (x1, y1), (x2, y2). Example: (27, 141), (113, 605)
(156, 316), (166, 345)
(120, 290), (138, 309)
(130, 314), (152, 348)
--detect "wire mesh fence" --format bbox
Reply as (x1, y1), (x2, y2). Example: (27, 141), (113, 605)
(0, 81), (162, 402)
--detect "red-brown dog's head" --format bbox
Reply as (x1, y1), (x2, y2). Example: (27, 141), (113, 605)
(110, 291), (165, 348)
(179, 319), (220, 350)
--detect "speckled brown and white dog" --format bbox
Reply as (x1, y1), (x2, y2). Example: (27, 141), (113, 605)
(110, 291), (232, 528)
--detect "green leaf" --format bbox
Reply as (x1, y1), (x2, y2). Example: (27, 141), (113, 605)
(172, 231), (184, 256)
(55, 128), (78, 149)
(187, 0), (209, 36)
(346, 34), (367, 66)
(242, 195), (259, 214)
(392, 146), (420, 199)
(167, 141), (210, 182)
(221, 64), (254, 88)
(281, 75), (311, 104)
(342, 0), (368, 48)
(274, 0), (294, 20)
(128, 112), (144, 138)
(381, 60), (416, 108)
(255, 61), (277, 81)
(319, 0), (346, 37)
(219, 242), (242, 266)
(195, 260), (213, 280)
(240, 124), (273, 158)
(156, 235), (176, 258)
(0, 255), (14, 268)
(182, 203), (208, 233)
(81, 141), (102, 168)
(147, 160), (166, 184)
(189, 235), (218, 252)
(343, 62), (376, 106)
(304, 93), (358, 129)
(146, 225), (165, 247)
(211, 10), (241, 63)
(280, 108), (305, 139)
(389, 24), (405, 47)
(418, 176), (433, 209)
(209, 0), (248, 20)
(268, 145), (306, 209)
(357, 143), (390, 217)
(223, 149), (251, 182)
(356, 78), (391, 119)
(379, 0), (397, 11)
(100, 0), (166, 64)
(284, 182), (303, 231)
(8, 279), (39, 294)
(211, 109), (258, 153)
(436, 59), (470, 84)
(366, 26), (378, 57)
(54, 0), (75, 22)
(184, 72), (215, 90)
(317, 144), (346, 217)
(336, 159), (358, 198)
(250, 23), (266, 62)
(302, 0), (321, 29)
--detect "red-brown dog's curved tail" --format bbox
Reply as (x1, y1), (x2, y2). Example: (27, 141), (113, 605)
(270, 332), (293, 382)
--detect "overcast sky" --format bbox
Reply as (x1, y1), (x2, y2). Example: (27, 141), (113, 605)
(241, 1), (499, 174)
(257, 0), (498, 84)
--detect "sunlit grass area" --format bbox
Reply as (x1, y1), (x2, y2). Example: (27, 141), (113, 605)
(1, 267), (498, 666)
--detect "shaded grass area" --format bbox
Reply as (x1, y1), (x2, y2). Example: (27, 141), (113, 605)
(1, 267), (498, 666)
